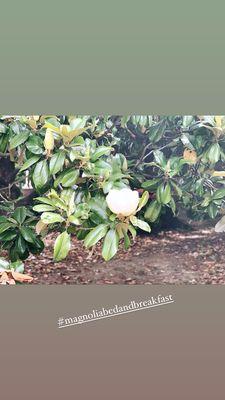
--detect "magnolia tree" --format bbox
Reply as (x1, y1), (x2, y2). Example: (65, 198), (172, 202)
(1, 115), (225, 282)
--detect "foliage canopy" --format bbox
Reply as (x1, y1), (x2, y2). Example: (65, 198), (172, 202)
(0, 115), (225, 271)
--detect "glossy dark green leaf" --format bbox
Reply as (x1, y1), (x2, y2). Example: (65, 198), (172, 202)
(12, 207), (27, 224)
(156, 183), (171, 204)
(153, 150), (166, 167)
(144, 200), (161, 222)
(102, 229), (119, 261)
(84, 224), (109, 248)
(91, 146), (112, 162)
(123, 230), (131, 250)
(16, 235), (28, 257)
(19, 155), (41, 172)
(0, 133), (9, 152)
(208, 203), (218, 219)
(0, 229), (17, 242)
(26, 135), (43, 154)
(60, 169), (79, 187)
(88, 196), (108, 222)
(28, 238), (44, 255)
(20, 227), (36, 243)
(142, 178), (161, 190)
(9, 130), (30, 149)
(33, 160), (49, 190)
(0, 216), (8, 223)
(0, 222), (13, 234)
(49, 152), (66, 175)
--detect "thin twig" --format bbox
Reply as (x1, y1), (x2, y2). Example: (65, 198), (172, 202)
(134, 142), (152, 168)
(142, 142), (175, 162)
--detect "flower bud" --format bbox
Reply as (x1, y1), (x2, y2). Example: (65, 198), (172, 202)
(106, 188), (139, 217)
(44, 128), (54, 151)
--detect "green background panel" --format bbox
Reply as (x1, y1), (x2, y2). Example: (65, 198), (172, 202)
(0, 1), (225, 112)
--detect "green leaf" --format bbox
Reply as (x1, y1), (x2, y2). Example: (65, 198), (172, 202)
(55, 169), (79, 188)
(33, 204), (56, 212)
(33, 160), (49, 190)
(26, 135), (43, 154)
(123, 230), (131, 250)
(213, 188), (225, 200)
(70, 117), (86, 130)
(171, 181), (182, 197)
(208, 143), (220, 164)
(36, 194), (67, 211)
(153, 150), (166, 167)
(19, 155), (41, 172)
(0, 229), (17, 242)
(9, 130), (30, 149)
(102, 229), (119, 261)
(142, 178), (161, 190)
(128, 224), (136, 239)
(12, 207), (27, 224)
(10, 260), (24, 273)
(102, 181), (114, 194)
(130, 216), (151, 232)
(0, 123), (7, 133)
(41, 212), (65, 225)
(61, 169), (79, 187)
(0, 222), (13, 234)
(139, 115), (148, 127)
(182, 115), (194, 128)
(54, 231), (71, 261)
(144, 200), (161, 222)
(10, 121), (20, 134)
(0, 133), (9, 153)
(84, 224), (109, 248)
(208, 203), (218, 219)
(137, 191), (149, 210)
(180, 132), (194, 149)
(34, 197), (59, 207)
(201, 196), (211, 207)
(68, 215), (81, 225)
(20, 227), (36, 243)
(91, 146), (112, 162)
(149, 122), (166, 143)
(88, 196), (108, 223)
(170, 197), (176, 214)
(15, 235), (27, 257)
(0, 216), (8, 223)
(28, 238), (44, 255)
(49, 152), (66, 175)
(156, 183), (171, 204)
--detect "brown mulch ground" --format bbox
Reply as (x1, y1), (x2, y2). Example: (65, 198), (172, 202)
(18, 227), (225, 284)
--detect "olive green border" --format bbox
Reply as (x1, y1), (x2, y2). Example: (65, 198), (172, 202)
(1, 4), (225, 398)
(1, 1), (225, 113)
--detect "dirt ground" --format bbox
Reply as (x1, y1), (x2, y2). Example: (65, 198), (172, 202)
(18, 226), (225, 284)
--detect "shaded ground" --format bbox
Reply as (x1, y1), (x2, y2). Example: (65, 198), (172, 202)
(21, 227), (225, 284)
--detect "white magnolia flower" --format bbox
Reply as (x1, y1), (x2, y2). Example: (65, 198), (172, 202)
(215, 216), (225, 232)
(106, 188), (139, 217)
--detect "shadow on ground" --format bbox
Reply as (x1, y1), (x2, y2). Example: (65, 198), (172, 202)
(22, 227), (225, 284)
